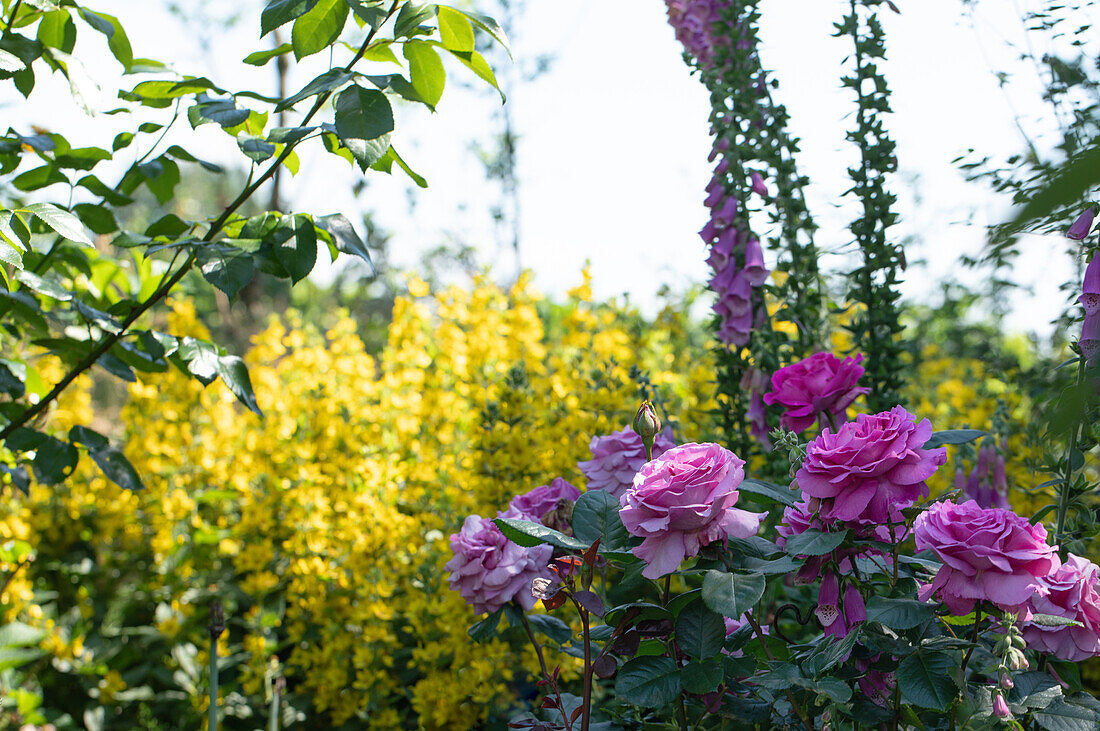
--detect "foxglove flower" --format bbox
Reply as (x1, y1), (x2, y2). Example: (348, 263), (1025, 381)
(1067, 206), (1096, 241)
(1079, 254), (1100, 364)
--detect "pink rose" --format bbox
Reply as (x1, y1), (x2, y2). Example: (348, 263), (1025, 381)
(619, 442), (765, 580)
(1021, 553), (1100, 662)
(445, 508), (552, 615)
(763, 352), (869, 432)
(509, 477), (581, 522)
(796, 406), (946, 526)
(914, 500), (1058, 615)
(578, 427), (676, 501)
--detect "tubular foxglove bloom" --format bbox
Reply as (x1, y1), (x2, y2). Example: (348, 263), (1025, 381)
(960, 442), (1011, 510)
(619, 443), (765, 579)
(764, 352), (869, 432)
(795, 406), (946, 526)
(1021, 553), (1100, 662)
(1067, 206), (1096, 241)
(445, 508), (553, 615)
(914, 500), (1058, 615)
(750, 171), (768, 196)
(1079, 254), (1100, 364)
(578, 426), (676, 501)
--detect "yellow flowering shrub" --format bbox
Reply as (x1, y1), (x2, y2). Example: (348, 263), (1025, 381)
(6, 270), (711, 727)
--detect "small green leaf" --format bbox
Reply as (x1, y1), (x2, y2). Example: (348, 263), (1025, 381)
(244, 43), (293, 66)
(217, 355), (262, 416)
(738, 478), (799, 507)
(447, 7), (510, 56)
(701, 570), (765, 620)
(273, 215), (318, 283)
(24, 203), (92, 246)
(68, 425), (109, 450)
(291, 0), (348, 61)
(90, 446), (144, 490)
(783, 528), (848, 557)
(77, 8), (132, 70)
(924, 429), (986, 448)
(237, 134), (276, 164)
(260, 0), (318, 36)
(615, 656), (681, 708)
(333, 85), (394, 170)
(32, 436), (79, 485)
(277, 68), (352, 111)
(177, 337), (219, 385)
(15, 271), (71, 301)
(199, 245), (255, 299)
(316, 213), (373, 269)
(436, 7), (474, 52)
(403, 40), (444, 109)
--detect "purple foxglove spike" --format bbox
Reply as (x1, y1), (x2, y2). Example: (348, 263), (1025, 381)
(750, 171), (768, 197)
(713, 196), (739, 227)
(708, 262), (739, 292)
(992, 453), (1007, 493)
(714, 227), (739, 257)
(742, 237), (768, 285)
(1082, 254), (1100, 294)
(705, 186), (725, 209)
(975, 444), (991, 479)
(714, 158), (730, 176)
(705, 247), (729, 273)
(843, 584), (867, 625)
(1067, 207), (1096, 240)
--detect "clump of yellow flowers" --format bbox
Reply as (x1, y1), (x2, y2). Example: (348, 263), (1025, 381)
(2, 270), (712, 728)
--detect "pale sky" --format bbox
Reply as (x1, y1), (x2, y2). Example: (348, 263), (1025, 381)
(3, 0), (1091, 337)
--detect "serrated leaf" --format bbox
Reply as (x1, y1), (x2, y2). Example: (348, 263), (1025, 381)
(333, 85), (394, 170)
(436, 7), (474, 52)
(291, 0), (348, 60)
(675, 599), (725, 659)
(615, 656), (680, 708)
(199, 245), (255, 299)
(897, 651), (958, 711)
(24, 203), (92, 246)
(681, 657), (722, 694)
(177, 337), (219, 385)
(277, 68), (352, 111)
(701, 570), (765, 620)
(493, 517), (587, 551)
(1029, 613), (1082, 628)
(1034, 697), (1099, 731)
(15, 271), (71, 301)
(237, 134), (276, 163)
(260, 0), (318, 36)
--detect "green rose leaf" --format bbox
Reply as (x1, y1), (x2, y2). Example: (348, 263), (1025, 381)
(701, 570), (765, 620)
(897, 650), (958, 711)
(615, 656), (681, 708)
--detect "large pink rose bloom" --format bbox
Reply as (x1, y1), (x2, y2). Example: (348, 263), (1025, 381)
(796, 406), (946, 526)
(763, 352), (869, 432)
(619, 442), (765, 580)
(578, 427), (676, 500)
(509, 477), (581, 521)
(445, 508), (552, 615)
(914, 500), (1058, 615)
(1022, 553), (1100, 662)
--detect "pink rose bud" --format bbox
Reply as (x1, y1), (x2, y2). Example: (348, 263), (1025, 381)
(632, 402), (661, 444)
(1067, 206), (1096, 240)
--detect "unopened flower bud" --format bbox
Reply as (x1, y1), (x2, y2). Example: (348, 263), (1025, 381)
(993, 692), (1011, 719)
(1007, 647), (1029, 670)
(632, 401), (661, 459)
(1067, 206), (1096, 241)
(1000, 672), (1014, 690)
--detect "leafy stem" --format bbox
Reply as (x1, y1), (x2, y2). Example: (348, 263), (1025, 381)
(0, 0), (403, 444)
(3, 0), (22, 35)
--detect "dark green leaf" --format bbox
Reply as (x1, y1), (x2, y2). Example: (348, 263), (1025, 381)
(783, 528), (848, 557)
(291, 0), (348, 60)
(572, 489), (631, 552)
(177, 337), (219, 385)
(268, 126), (317, 144)
(615, 656), (681, 708)
(738, 478), (799, 507)
(742, 555), (802, 575)
(199, 245), (255, 299)
(276, 68), (352, 112)
(90, 446), (144, 490)
(467, 607), (502, 642)
(493, 517), (587, 551)
(77, 174), (132, 206)
(680, 657), (722, 695)
(73, 203), (117, 234)
(237, 134), (276, 164)
(333, 85), (394, 170)
(674, 599), (725, 660)
(866, 597), (935, 631)
(317, 213), (373, 269)
(1033, 697), (1099, 731)
(791, 675), (851, 703)
(701, 570), (765, 620)
(77, 8), (132, 70)
(68, 425), (109, 450)
(0, 360), (25, 398)
(32, 436), (79, 485)
(261, 0), (318, 36)
(897, 651), (958, 711)
(189, 99), (250, 129)
(145, 213), (190, 238)
(526, 614), (572, 645)
(1009, 146), (1100, 233)
(54, 146), (112, 171)
(924, 429), (987, 448)
(12, 164), (66, 192)
(217, 355), (262, 416)
(272, 215), (318, 283)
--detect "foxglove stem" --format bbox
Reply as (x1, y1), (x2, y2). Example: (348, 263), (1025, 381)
(1055, 356), (1086, 554)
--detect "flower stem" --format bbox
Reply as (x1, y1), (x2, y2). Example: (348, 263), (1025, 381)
(579, 605), (592, 731)
(1054, 356), (1086, 555)
(960, 605), (982, 677)
(518, 608), (549, 679)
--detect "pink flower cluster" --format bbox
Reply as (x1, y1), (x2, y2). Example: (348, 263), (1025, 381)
(578, 427), (676, 500)
(1022, 553), (1100, 662)
(764, 352), (869, 432)
(796, 406), (946, 527)
(620, 442), (765, 579)
(914, 500), (1058, 615)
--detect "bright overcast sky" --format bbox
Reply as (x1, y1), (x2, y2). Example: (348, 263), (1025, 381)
(3, 0), (1086, 337)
